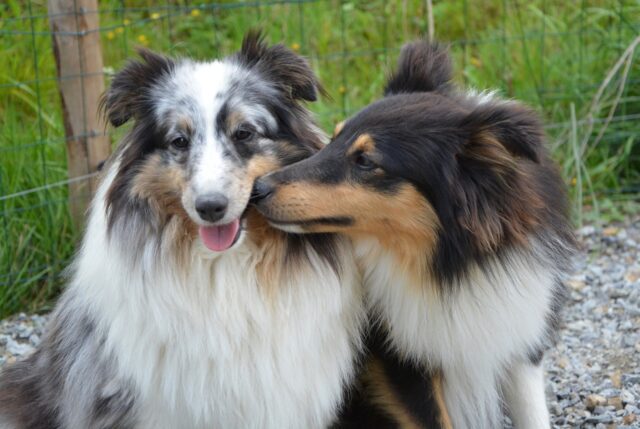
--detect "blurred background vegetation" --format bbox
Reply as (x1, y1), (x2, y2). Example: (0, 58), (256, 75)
(0, 0), (638, 317)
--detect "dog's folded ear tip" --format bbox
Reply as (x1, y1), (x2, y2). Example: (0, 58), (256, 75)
(462, 102), (544, 164)
(237, 30), (322, 103)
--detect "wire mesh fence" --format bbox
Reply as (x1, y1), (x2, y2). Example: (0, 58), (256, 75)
(0, 0), (638, 316)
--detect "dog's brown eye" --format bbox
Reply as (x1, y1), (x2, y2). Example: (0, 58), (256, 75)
(355, 153), (376, 171)
(171, 136), (189, 150)
(233, 128), (253, 142)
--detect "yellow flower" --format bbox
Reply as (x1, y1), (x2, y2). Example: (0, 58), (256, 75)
(123, 19), (130, 26)
(150, 12), (161, 20)
(106, 31), (115, 40)
(291, 42), (300, 52)
(470, 57), (482, 68)
(115, 27), (124, 34)
(338, 85), (346, 95)
(191, 9), (201, 17)
(571, 177), (577, 186)
(137, 34), (149, 46)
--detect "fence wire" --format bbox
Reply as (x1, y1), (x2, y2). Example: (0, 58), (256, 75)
(0, 0), (638, 316)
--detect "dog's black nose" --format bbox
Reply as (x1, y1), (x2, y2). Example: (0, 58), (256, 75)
(250, 179), (275, 204)
(195, 193), (228, 223)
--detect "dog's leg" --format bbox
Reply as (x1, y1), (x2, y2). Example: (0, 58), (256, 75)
(442, 364), (502, 429)
(502, 360), (551, 429)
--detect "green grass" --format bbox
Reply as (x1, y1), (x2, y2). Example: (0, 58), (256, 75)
(0, 0), (639, 317)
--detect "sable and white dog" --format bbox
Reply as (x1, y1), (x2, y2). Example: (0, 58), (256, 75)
(254, 41), (575, 429)
(0, 33), (364, 429)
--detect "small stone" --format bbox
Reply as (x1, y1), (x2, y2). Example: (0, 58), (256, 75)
(626, 404), (640, 413)
(623, 413), (637, 425)
(593, 405), (607, 414)
(620, 321), (634, 331)
(586, 394), (608, 411)
(16, 326), (33, 339)
(585, 414), (613, 424)
(611, 371), (623, 388)
(603, 226), (620, 237)
(579, 225), (596, 236)
(601, 388), (621, 398)
(610, 288), (630, 299)
(620, 390), (635, 404)
(556, 388), (571, 399)
(568, 279), (587, 291)
(608, 396), (623, 410)
(626, 270), (640, 283)
(557, 356), (570, 369)
(5, 338), (33, 356)
(590, 266), (604, 277)
(28, 334), (40, 346)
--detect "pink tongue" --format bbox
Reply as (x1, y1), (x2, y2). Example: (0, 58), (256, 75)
(199, 219), (240, 252)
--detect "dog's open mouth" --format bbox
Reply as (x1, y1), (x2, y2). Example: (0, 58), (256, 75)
(199, 219), (241, 252)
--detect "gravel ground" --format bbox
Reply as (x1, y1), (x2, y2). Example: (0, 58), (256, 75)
(0, 218), (639, 428)
(546, 216), (640, 429)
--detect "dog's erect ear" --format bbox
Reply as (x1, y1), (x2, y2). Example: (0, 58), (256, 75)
(460, 101), (543, 168)
(384, 40), (452, 96)
(237, 30), (320, 102)
(101, 48), (175, 127)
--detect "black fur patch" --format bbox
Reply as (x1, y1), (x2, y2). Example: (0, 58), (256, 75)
(334, 325), (448, 428)
(384, 40), (452, 95)
(284, 233), (344, 278)
(100, 48), (176, 127)
(235, 29), (322, 102)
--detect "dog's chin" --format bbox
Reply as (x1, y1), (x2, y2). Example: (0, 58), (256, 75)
(260, 211), (353, 235)
(266, 221), (308, 234)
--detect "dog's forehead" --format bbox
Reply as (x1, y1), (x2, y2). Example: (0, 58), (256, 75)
(151, 60), (276, 128)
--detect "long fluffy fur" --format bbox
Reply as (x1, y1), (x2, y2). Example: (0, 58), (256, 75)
(254, 40), (575, 429)
(0, 33), (364, 429)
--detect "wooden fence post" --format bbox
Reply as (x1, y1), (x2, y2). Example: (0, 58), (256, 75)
(48, 0), (110, 226)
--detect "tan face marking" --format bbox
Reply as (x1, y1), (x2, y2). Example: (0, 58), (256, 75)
(130, 152), (280, 235)
(130, 154), (189, 220)
(346, 133), (376, 156)
(246, 155), (281, 180)
(176, 115), (194, 136)
(264, 180), (440, 272)
(129, 154), (196, 258)
(226, 110), (246, 133)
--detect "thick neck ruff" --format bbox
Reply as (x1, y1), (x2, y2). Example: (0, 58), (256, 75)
(67, 165), (363, 428)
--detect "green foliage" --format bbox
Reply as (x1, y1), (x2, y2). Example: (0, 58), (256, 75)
(0, 0), (638, 316)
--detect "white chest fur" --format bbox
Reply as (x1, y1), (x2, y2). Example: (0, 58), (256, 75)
(68, 173), (363, 429)
(355, 237), (557, 427)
